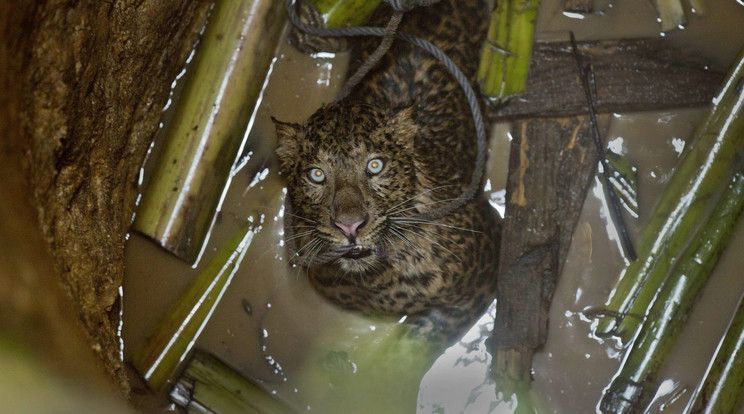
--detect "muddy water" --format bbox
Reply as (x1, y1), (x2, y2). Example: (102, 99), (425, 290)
(123, 1), (744, 413)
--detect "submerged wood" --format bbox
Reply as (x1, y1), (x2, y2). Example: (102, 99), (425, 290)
(491, 116), (601, 392)
(489, 38), (724, 120)
(133, 0), (285, 264)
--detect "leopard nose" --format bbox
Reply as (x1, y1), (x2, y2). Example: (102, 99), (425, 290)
(332, 215), (368, 241)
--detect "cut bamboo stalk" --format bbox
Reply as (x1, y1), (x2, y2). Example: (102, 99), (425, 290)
(308, 0), (383, 28)
(170, 350), (291, 414)
(476, 0), (540, 102)
(599, 170), (744, 413)
(685, 290), (744, 414)
(133, 0), (284, 264)
(594, 46), (744, 339)
(132, 225), (254, 391)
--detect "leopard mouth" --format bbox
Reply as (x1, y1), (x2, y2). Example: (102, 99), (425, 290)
(342, 245), (373, 260)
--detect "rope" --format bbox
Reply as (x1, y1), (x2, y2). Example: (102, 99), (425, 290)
(284, 0), (488, 266)
(333, 11), (403, 103)
(570, 32), (637, 261)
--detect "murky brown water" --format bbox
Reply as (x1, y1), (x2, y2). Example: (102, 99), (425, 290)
(123, 1), (744, 413)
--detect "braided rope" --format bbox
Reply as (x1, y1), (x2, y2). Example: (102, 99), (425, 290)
(284, 0), (487, 265)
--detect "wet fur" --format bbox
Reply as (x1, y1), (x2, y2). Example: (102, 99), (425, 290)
(275, 0), (500, 342)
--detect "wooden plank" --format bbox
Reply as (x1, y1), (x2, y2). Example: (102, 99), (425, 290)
(491, 115), (602, 388)
(489, 38), (724, 120)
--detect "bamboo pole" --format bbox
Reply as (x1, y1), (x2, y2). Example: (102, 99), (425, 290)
(685, 291), (744, 414)
(599, 170), (744, 413)
(594, 46), (744, 340)
(170, 350), (292, 413)
(476, 0), (540, 103)
(133, 0), (284, 264)
(132, 225), (255, 391)
(308, 0), (383, 28)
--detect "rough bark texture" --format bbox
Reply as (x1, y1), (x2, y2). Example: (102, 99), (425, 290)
(491, 116), (602, 385)
(489, 39), (724, 120)
(0, 0), (113, 388)
(1, 0), (213, 394)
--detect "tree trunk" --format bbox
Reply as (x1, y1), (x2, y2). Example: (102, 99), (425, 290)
(0, 0), (213, 399)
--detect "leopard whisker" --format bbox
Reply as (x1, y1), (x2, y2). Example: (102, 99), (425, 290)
(384, 184), (458, 215)
(384, 234), (405, 261)
(286, 224), (316, 230)
(394, 222), (463, 249)
(293, 237), (322, 261)
(387, 196), (463, 216)
(389, 227), (420, 251)
(246, 205), (318, 227)
(284, 230), (316, 242)
(295, 239), (325, 274)
(395, 225), (463, 262)
(390, 217), (482, 233)
(290, 239), (318, 281)
(303, 239), (327, 268)
(283, 211), (319, 225)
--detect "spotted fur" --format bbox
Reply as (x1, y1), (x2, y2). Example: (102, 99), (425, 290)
(274, 0), (499, 342)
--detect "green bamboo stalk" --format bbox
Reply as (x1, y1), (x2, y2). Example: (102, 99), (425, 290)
(133, 0), (284, 264)
(308, 0), (383, 28)
(132, 226), (254, 391)
(599, 170), (744, 413)
(594, 46), (744, 339)
(685, 291), (744, 414)
(651, 0), (687, 32)
(170, 350), (291, 414)
(476, 0), (540, 102)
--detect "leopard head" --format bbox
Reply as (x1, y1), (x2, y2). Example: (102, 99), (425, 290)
(274, 102), (427, 274)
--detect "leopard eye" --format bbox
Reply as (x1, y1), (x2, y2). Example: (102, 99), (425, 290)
(367, 158), (384, 175)
(307, 167), (326, 183)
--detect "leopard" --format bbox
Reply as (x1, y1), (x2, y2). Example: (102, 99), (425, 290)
(274, 0), (500, 343)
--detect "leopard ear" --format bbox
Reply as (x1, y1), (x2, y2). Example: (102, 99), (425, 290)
(272, 117), (303, 172)
(387, 106), (417, 147)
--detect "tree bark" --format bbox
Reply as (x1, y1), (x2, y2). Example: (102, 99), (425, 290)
(1, 0), (213, 395)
